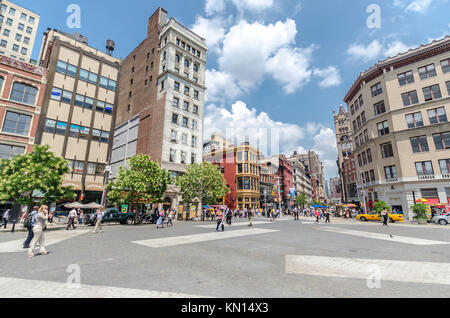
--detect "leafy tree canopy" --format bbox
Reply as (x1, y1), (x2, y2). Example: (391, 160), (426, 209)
(0, 145), (75, 206)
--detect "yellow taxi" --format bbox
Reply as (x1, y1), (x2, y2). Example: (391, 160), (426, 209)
(356, 212), (404, 223)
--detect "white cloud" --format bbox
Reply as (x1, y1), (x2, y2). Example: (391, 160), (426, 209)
(192, 16), (227, 53)
(311, 128), (339, 178)
(347, 40), (383, 62)
(219, 19), (298, 91)
(231, 0), (274, 11)
(205, 69), (243, 103)
(266, 47), (315, 93)
(205, 0), (227, 16)
(405, 0), (433, 13)
(313, 66), (342, 88)
(383, 40), (413, 58)
(204, 101), (337, 177)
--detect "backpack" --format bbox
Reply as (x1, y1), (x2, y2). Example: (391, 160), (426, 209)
(23, 212), (34, 228)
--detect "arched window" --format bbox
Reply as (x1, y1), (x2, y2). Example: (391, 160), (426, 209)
(10, 82), (37, 105)
(340, 135), (349, 142)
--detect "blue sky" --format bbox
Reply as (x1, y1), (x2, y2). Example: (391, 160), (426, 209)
(14, 0), (450, 179)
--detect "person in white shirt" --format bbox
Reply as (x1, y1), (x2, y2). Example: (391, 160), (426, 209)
(92, 207), (104, 234)
(66, 208), (77, 230)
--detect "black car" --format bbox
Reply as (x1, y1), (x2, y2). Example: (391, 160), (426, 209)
(85, 208), (136, 226)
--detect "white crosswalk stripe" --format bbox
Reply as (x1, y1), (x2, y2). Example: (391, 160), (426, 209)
(0, 230), (91, 253)
(131, 228), (279, 248)
(0, 277), (209, 298)
(318, 227), (450, 246)
(195, 221), (272, 229)
(286, 255), (450, 285)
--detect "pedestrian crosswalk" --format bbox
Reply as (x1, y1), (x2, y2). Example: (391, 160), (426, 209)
(285, 255), (450, 285)
(131, 228), (279, 248)
(0, 276), (209, 298)
(318, 227), (450, 246)
(0, 229), (91, 253)
(195, 221), (272, 229)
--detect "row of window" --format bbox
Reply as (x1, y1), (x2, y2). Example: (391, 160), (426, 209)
(51, 87), (114, 115)
(410, 132), (450, 153)
(56, 60), (117, 91)
(402, 82), (450, 106)
(415, 159), (450, 176)
(67, 159), (106, 176)
(398, 59), (450, 86)
(237, 163), (260, 175)
(237, 177), (260, 191)
(174, 53), (200, 73)
(171, 113), (198, 130)
(357, 149), (373, 167)
(0, 5), (36, 24)
(170, 130), (197, 148)
(173, 81), (200, 99)
(44, 118), (110, 143)
(169, 149), (197, 164)
(175, 37), (202, 59)
(0, 39), (28, 56)
(0, 16), (34, 33)
(172, 97), (199, 115)
(2, 110), (31, 136)
(0, 143), (24, 159)
(237, 151), (258, 163)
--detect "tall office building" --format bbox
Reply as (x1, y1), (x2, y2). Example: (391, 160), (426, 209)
(344, 36), (450, 219)
(0, 0), (39, 62)
(36, 29), (120, 202)
(111, 8), (207, 208)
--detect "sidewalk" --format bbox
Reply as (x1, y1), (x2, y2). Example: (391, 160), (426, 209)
(0, 220), (88, 233)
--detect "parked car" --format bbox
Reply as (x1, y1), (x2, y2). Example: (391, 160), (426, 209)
(84, 208), (135, 226)
(356, 212), (404, 223)
(431, 212), (450, 225)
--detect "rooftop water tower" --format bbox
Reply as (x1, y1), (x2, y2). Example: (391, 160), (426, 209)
(106, 40), (115, 56)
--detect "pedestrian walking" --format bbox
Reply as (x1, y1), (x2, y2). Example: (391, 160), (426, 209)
(166, 209), (174, 227)
(294, 207), (299, 221)
(381, 209), (389, 226)
(325, 209), (331, 224)
(216, 210), (224, 232)
(28, 205), (49, 257)
(248, 209), (254, 227)
(156, 209), (165, 229)
(92, 207), (104, 234)
(226, 209), (232, 226)
(23, 206), (39, 249)
(2, 209), (9, 229)
(314, 209), (320, 224)
(66, 208), (77, 230)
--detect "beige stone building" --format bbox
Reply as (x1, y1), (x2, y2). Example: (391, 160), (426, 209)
(344, 36), (450, 219)
(36, 29), (120, 203)
(287, 154), (311, 201)
(292, 151), (327, 202)
(0, 0), (39, 62)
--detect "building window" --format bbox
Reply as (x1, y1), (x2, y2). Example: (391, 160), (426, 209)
(24, 37), (30, 45)
(428, 107), (447, 124)
(416, 161), (434, 176)
(182, 134), (187, 145)
(367, 149), (372, 163)
(439, 159), (450, 175)
(183, 101), (189, 111)
(398, 71), (414, 86)
(173, 98), (179, 108)
(374, 101), (386, 116)
(161, 80), (165, 90)
(356, 116), (361, 128)
(171, 130), (177, 142)
(99, 76), (116, 91)
(447, 81), (450, 95)
(174, 82), (180, 92)
(441, 59), (450, 73)
(181, 152), (186, 164)
(371, 82), (382, 97)
(363, 130), (369, 143)
(0, 143), (25, 159)
(433, 132), (450, 150)
(384, 166), (397, 179)
(351, 105), (354, 115)
(2, 111), (31, 136)
(192, 120), (198, 130)
(193, 105), (198, 115)
(370, 170), (375, 182)
(29, 16), (35, 24)
(194, 64), (199, 73)
(191, 154), (196, 164)
(418, 64), (436, 80)
(182, 117), (188, 127)
(410, 136), (429, 153)
(380, 142), (393, 158)
(56, 60), (77, 77)
(10, 83), (37, 105)
(359, 95), (364, 107)
(170, 149), (176, 163)
(423, 84), (441, 101)
(361, 111), (366, 124)
(194, 90), (199, 100)
(184, 86), (190, 95)
(377, 121), (389, 136)
(406, 112), (423, 129)
(184, 59), (190, 67)
(172, 114), (178, 124)
(402, 90), (419, 106)
(362, 152), (367, 165)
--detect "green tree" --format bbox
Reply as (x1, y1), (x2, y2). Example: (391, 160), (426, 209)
(295, 192), (308, 209)
(0, 145), (76, 206)
(411, 203), (428, 220)
(176, 162), (229, 208)
(373, 200), (391, 214)
(106, 155), (171, 211)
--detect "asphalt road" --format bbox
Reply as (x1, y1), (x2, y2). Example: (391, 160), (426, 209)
(0, 216), (449, 298)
